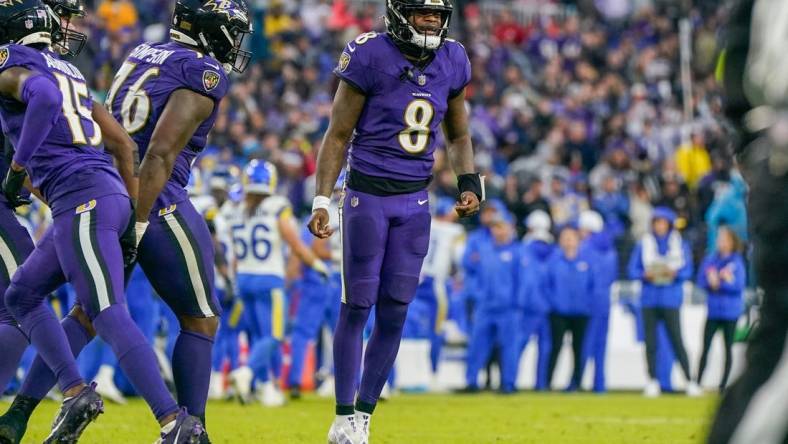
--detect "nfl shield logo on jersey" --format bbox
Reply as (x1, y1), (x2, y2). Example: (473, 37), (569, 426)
(203, 70), (221, 92)
(418, 74), (427, 86)
(0, 48), (7, 68)
(350, 196), (359, 207)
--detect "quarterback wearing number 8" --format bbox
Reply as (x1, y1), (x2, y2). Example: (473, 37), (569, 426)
(307, 0), (482, 442)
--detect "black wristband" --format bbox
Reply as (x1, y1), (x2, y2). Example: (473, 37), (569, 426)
(457, 173), (485, 202)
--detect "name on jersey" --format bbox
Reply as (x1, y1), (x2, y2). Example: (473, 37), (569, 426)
(412, 92), (432, 98)
(128, 44), (175, 65)
(42, 53), (84, 81)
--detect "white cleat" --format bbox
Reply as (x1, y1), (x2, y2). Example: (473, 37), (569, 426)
(317, 376), (335, 398)
(94, 365), (126, 405)
(230, 366), (254, 404)
(208, 371), (225, 400)
(327, 417), (358, 444)
(355, 412), (370, 444)
(686, 381), (703, 397)
(643, 379), (661, 398)
(259, 381), (286, 407)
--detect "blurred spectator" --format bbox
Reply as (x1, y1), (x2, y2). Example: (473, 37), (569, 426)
(695, 226), (746, 393)
(675, 132), (712, 189)
(592, 174), (629, 239)
(96, 0), (138, 34)
(546, 225), (594, 391)
(705, 173), (748, 252)
(627, 207), (698, 398)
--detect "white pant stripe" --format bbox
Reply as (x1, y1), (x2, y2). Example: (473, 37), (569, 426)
(338, 207), (346, 304)
(731, 329), (788, 444)
(164, 213), (215, 317)
(78, 212), (111, 311)
(0, 232), (18, 280)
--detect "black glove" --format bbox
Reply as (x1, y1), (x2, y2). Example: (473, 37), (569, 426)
(2, 167), (30, 208)
(120, 210), (138, 270)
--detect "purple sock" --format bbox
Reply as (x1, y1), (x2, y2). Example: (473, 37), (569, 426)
(14, 303), (82, 393)
(172, 330), (214, 418)
(333, 303), (371, 406)
(20, 315), (92, 400)
(93, 305), (178, 421)
(357, 297), (408, 405)
(0, 323), (28, 390)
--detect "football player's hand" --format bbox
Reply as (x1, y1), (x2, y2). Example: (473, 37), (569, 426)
(308, 208), (334, 239)
(120, 214), (139, 268)
(455, 191), (480, 218)
(2, 164), (31, 209)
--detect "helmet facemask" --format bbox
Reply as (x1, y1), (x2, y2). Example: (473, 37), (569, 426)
(47, 3), (87, 57)
(386, 0), (452, 57)
(199, 21), (252, 74)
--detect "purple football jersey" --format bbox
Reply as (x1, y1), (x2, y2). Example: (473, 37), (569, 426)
(334, 33), (471, 182)
(105, 41), (229, 212)
(0, 44), (125, 215)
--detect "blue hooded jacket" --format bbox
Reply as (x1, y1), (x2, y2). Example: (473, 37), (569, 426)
(705, 176), (748, 251)
(545, 248), (595, 316)
(696, 252), (746, 321)
(518, 239), (554, 315)
(462, 227), (491, 303)
(627, 208), (693, 308)
(477, 238), (521, 312)
(581, 231), (619, 314)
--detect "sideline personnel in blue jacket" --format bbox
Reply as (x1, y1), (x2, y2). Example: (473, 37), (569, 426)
(628, 207), (700, 397)
(517, 210), (554, 390)
(464, 211), (521, 393)
(545, 225), (594, 391)
(696, 226), (746, 392)
(578, 211), (618, 393)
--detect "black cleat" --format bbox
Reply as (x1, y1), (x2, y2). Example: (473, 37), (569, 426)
(43, 383), (104, 444)
(0, 394), (40, 444)
(158, 408), (205, 444)
(290, 386), (302, 400)
(0, 409), (26, 444)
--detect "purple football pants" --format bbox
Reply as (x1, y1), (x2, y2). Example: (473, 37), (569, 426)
(333, 188), (431, 408)
(5, 194), (178, 420)
(0, 204), (35, 392)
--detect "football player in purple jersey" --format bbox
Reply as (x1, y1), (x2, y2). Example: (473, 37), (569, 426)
(0, 0), (250, 442)
(0, 0), (209, 442)
(307, 0), (481, 442)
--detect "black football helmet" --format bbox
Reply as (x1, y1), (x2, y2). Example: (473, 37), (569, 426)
(170, 0), (253, 74)
(386, 0), (453, 57)
(0, 0), (55, 48)
(44, 0), (87, 57)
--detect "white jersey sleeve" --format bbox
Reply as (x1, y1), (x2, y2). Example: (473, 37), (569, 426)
(421, 220), (465, 282)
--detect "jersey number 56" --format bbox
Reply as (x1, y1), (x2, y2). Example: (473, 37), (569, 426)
(232, 223), (272, 261)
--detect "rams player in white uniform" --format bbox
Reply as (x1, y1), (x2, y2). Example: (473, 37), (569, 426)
(227, 160), (329, 406)
(415, 198), (465, 384)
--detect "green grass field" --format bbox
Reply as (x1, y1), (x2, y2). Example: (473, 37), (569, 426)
(3, 392), (717, 443)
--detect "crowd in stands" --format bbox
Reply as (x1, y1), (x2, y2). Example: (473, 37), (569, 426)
(66, 0), (744, 279)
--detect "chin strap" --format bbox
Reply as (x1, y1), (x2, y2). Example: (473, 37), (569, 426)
(170, 29), (200, 47)
(17, 32), (52, 47)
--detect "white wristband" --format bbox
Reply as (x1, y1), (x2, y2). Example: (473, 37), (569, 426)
(312, 195), (331, 212)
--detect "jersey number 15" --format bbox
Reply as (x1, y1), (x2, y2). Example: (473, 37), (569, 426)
(53, 74), (102, 146)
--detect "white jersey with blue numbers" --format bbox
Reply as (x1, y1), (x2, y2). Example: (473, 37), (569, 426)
(421, 220), (465, 282)
(215, 199), (238, 285)
(229, 195), (291, 277)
